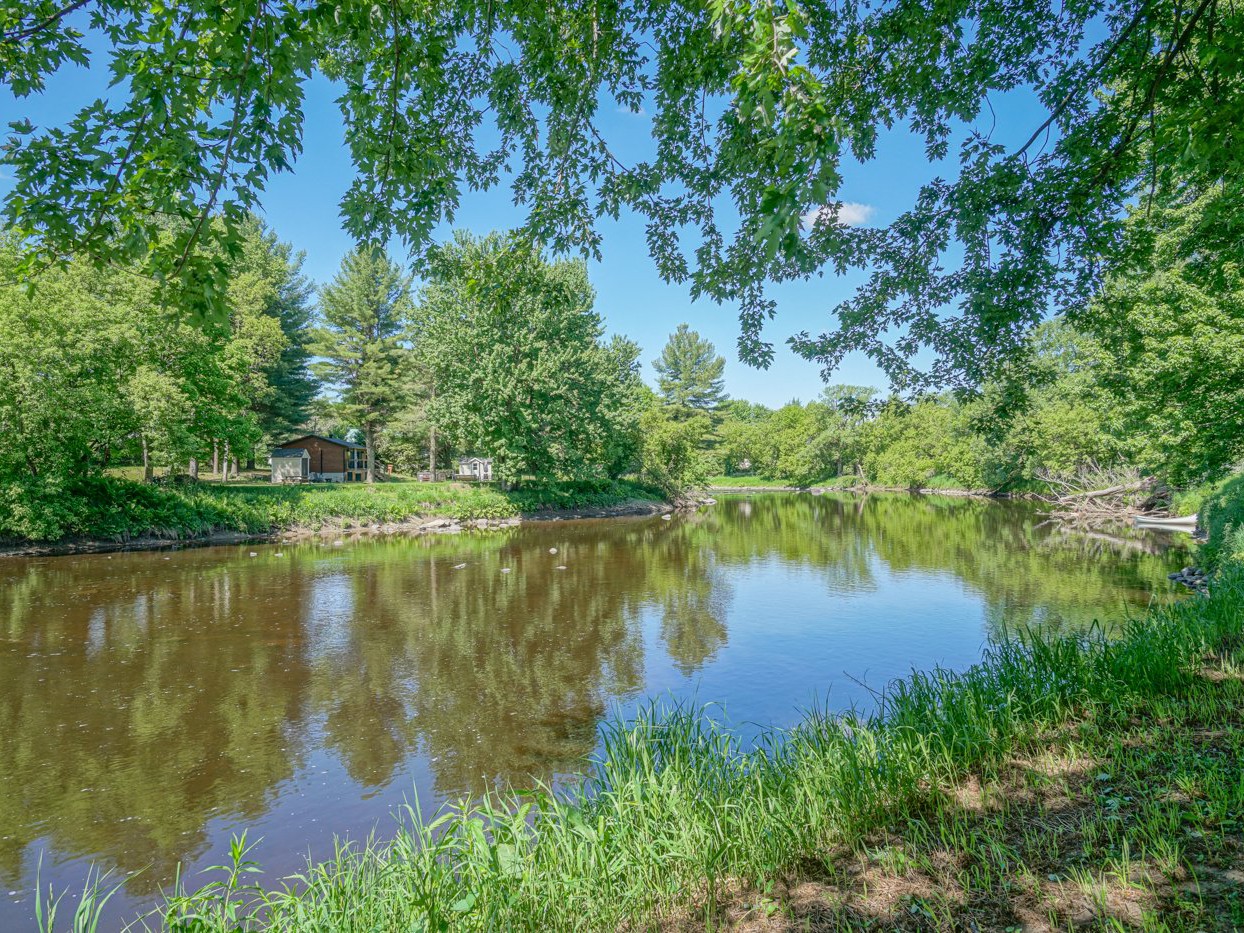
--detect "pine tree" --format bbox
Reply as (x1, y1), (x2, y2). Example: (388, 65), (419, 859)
(241, 222), (317, 444)
(222, 218), (317, 469)
(653, 324), (727, 414)
(312, 247), (412, 482)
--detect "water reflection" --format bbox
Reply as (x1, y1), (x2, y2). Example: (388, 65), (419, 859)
(0, 493), (1188, 925)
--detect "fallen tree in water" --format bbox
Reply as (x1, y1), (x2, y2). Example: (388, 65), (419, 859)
(1036, 466), (1165, 522)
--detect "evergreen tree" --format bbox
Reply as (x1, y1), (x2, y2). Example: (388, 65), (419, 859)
(653, 324), (727, 414)
(232, 220), (317, 445)
(312, 247), (412, 483)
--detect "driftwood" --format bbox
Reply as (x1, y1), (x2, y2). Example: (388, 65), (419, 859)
(1036, 466), (1165, 523)
(1062, 478), (1154, 501)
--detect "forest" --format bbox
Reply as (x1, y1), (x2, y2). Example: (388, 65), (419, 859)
(0, 226), (668, 541)
(3, 0), (1243, 545)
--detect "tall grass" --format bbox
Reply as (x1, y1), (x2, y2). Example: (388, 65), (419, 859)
(0, 475), (663, 542)
(42, 564), (1243, 932)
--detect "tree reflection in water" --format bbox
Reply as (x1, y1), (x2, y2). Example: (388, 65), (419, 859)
(0, 494), (1188, 923)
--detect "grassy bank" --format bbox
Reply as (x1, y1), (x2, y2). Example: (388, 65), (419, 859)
(1173, 473), (1244, 571)
(0, 475), (664, 544)
(706, 475), (808, 488)
(44, 552), (1243, 929)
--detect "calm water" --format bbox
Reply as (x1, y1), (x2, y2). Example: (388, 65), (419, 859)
(0, 493), (1190, 928)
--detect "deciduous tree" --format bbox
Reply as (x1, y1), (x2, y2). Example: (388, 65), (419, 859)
(1088, 185), (1244, 485)
(416, 233), (642, 485)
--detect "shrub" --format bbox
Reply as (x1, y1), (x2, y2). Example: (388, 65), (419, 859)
(1197, 473), (1244, 569)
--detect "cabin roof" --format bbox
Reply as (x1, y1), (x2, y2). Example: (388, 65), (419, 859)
(271, 448), (309, 458)
(459, 456), (492, 463)
(278, 433), (365, 450)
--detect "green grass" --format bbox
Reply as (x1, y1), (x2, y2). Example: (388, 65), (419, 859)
(1196, 474), (1244, 570)
(706, 475), (804, 488)
(1169, 475), (1229, 518)
(0, 475), (664, 543)
(707, 474), (973, 491)
(707, 474), (871, 489)
(1168, 472), (1244, 569)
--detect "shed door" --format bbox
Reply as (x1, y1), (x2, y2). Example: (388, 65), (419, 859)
(301, 457), (309, 479)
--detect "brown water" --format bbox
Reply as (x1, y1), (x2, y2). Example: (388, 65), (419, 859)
(0, 493), (1190, 928)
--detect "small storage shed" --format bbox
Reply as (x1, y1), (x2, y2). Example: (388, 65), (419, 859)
(270, 447), (310, 483)
(457, 457), (494, 482)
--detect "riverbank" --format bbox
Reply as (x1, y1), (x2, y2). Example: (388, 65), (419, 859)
(51, 513), (1242, 930)
(0, 476), (668, 557)
(708, 476), (1014, 497)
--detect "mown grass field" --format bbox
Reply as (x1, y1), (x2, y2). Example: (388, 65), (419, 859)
(43, 500), (1244, 931)
(706, 475), (808, 488)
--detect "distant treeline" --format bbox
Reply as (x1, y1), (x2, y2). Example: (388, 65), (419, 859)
(705, 187), (1244, 494)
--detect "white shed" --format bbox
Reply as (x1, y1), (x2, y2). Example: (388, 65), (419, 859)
(271, 447), (310, 483)
(457, 457), (494, 482)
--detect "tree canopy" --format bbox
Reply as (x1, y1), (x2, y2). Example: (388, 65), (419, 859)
(414, 232), (646, 485)
(1086, 185), (1244, 485)
(5, 0), (1240, 385)
(0, 218), (310, 488)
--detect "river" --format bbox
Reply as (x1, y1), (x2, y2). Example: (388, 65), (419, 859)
(0, 492), (1190, 928)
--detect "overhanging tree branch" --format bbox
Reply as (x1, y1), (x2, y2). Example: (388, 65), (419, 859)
(0, 0), (93, 44)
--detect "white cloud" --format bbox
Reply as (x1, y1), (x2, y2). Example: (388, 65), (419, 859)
(801, 201), (875, 230)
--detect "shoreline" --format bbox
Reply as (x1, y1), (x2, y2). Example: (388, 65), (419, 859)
(0, 497), (674, 559)
(708, 483), (1020, 497)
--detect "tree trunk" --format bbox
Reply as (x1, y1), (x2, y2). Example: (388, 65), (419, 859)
(188, 458), (198, 481)
(429, 381), (437, 476)
(245, 455), (255, 471)
(365, 426), (376, 484)
(230, 457), (238, 481)
(222, 440), (230, 483)
(212, 440), (219, 477)
(141, 437), (153, 483)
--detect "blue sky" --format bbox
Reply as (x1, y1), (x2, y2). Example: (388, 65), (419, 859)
(1, 29), (1052, 408)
